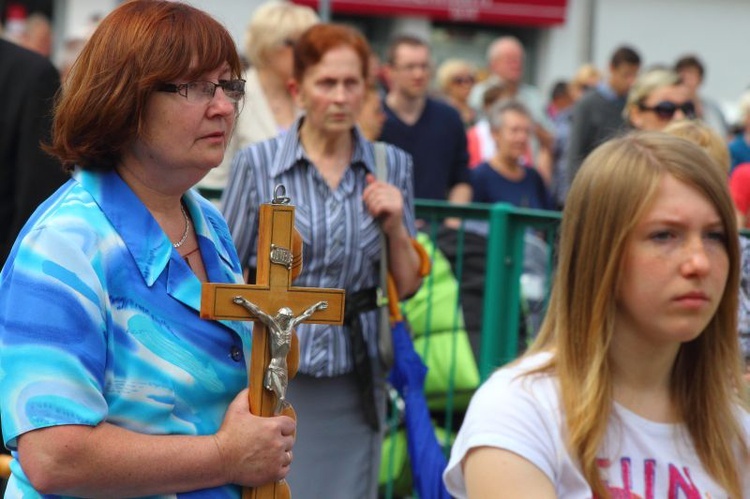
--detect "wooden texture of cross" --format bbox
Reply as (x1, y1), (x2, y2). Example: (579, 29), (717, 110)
(200, 190), (345, 499)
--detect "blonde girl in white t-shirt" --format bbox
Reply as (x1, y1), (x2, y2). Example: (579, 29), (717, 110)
(445, 131), (750, 498)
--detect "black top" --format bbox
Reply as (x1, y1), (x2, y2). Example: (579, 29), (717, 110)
(0, 40), (68, 264)
(379, 97), (470, 201)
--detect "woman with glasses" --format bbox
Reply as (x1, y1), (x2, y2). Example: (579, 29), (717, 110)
(623, 67), (696, 131)
(436, 58), (478, 128)
(444, 132), (750, 498)
(0, 2), (296, 496)
(222, 23), (424, 499)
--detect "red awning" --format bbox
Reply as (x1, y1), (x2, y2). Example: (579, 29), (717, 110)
(292, 0), (567, 27)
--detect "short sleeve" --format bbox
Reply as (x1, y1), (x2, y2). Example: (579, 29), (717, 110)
(443, 364), (563, 498)
(0, 224), (109, 448)
(529, 167), (555, 210)
(469, 165), (488, 203)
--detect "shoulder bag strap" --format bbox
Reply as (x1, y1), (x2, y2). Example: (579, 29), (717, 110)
(373, 141), (394, 369)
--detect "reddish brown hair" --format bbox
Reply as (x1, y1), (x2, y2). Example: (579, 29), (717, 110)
(292, 23), (370, 83)
(47, 0), (242, 171)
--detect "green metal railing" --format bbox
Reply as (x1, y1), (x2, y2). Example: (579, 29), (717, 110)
(415, 200), (562, 380)
(380, 200), (561, 498)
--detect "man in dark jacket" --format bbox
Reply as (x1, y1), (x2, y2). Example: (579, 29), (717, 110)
(0, 38), (68, 264)
(563, 46), (641, 204)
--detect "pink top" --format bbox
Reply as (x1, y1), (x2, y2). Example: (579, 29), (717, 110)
(729, 163), (750, 226)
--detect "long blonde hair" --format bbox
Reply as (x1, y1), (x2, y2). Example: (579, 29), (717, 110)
(529, 132), (748, 498)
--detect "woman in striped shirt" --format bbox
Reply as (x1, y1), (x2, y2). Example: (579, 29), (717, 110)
(222, 23), (423, 499)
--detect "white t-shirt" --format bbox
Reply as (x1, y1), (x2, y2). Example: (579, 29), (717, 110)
(444, 352), (750, 498)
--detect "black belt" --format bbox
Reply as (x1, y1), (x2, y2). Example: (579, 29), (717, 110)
(344, 287), (381, 431)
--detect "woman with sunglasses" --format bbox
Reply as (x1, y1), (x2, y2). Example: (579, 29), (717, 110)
(0, 2), (296, 496)
(436, 58), (479, 128)
(624, 68), (696, 131)
(444, 132), (749, 498)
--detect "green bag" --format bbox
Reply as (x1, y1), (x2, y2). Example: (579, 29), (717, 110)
(402, 232), (480, 411)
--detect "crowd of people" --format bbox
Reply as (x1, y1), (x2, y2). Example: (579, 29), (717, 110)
(0, 0), (749, 498)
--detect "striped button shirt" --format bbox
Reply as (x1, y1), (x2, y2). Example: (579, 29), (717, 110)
(222, 118), (416, 377)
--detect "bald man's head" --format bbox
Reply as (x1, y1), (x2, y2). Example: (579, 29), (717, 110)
(487, 36), (524, 85)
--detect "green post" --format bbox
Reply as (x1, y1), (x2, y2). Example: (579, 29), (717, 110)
(479, 204), (561, 380)
(479, 204), (512, 379)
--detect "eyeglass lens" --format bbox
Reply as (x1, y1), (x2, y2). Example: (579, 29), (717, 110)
(397, 63), (431, 73)
(186, 80), (245, 104)
(452, 76), (475, 85)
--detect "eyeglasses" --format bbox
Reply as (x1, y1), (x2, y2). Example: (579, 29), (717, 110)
(452, 76), (475, 85)
(394, 62), (432, 73)
(157, 79), (246, 106)
(638, 100), (696, 120)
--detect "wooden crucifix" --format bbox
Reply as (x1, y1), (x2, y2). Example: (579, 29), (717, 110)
(200, 186), (345, 499)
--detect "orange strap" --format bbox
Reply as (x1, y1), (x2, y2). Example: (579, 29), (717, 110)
(385, 238), (431, 322)
(412, 237), (432, 278)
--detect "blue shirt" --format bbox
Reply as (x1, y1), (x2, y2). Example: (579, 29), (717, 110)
(222, 118), (416, 377)
(466, 162), (553, 237)
(379, 97), (469, 200)
(729, 134), (750, 172)
(471, 162), (553, 210)
(596, 81), (625, 105)
(0, 168), (250, 498)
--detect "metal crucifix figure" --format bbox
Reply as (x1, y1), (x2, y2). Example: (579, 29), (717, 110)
(231, 297), (328, 414)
